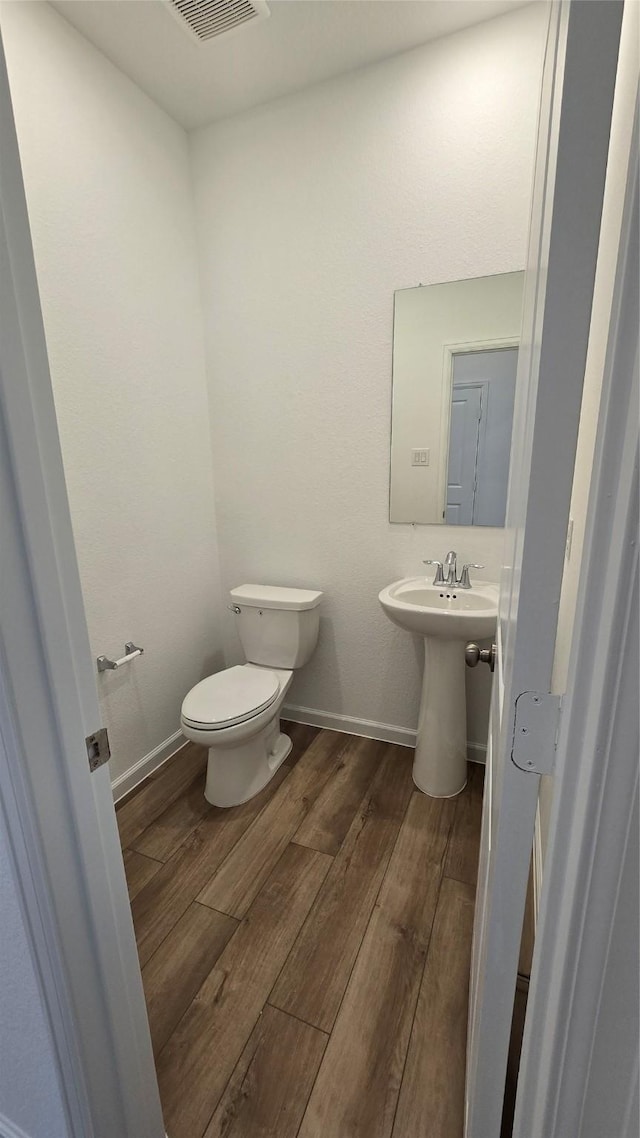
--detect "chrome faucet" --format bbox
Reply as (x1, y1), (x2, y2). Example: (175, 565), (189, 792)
(444, 550), (458, 586)
(423, 551), (484, 589)
(423, 550), (457, 586)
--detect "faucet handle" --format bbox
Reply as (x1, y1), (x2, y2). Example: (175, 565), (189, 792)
(457, 563), (484, 589)
(423, 559), (445, 586)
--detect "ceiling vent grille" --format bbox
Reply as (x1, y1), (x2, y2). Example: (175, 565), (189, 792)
(167, 0), (270, 43)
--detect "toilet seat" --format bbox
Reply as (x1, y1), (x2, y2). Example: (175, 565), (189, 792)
(181, 665), (280, 730)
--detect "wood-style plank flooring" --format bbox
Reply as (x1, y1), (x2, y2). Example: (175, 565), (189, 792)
(117, 723), (483, 1138)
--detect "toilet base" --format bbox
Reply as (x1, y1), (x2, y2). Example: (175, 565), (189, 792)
(204, 718), (292, 808)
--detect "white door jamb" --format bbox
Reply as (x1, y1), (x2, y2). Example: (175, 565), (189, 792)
(0, 34), (164, 1138)
(514, 102), (639, 1138)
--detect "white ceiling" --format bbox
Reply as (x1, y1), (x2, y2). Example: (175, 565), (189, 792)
(50, 0), (535, 131)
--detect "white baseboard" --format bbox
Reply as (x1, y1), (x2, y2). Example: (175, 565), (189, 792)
(467, 740), (487, 764)
(110, 713), (485, 802)
(283, 704), (416, 747)
(111, 730), (185, 803)
(283, 704), (487, 763)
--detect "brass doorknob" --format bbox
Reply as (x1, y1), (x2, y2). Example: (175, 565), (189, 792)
(465, 642), (496, 672)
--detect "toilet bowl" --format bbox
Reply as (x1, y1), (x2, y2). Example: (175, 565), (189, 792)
(181, 584), (322, 807)
(181, 664), (294, 806)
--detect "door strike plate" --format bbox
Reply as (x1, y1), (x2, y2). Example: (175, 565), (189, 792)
(511, 691), (561, 775)
(86, 726), (111, 773)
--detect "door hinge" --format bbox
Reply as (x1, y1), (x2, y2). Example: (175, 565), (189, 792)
(85, 726), (111, 773)
(511, 691), (562, 775)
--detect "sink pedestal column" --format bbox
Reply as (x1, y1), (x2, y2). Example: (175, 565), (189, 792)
(414, 637), (468, 797)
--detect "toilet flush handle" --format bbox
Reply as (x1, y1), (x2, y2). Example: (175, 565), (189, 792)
(228, 604), (241, 615)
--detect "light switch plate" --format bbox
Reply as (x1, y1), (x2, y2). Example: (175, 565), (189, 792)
(411, 449), (430, 467)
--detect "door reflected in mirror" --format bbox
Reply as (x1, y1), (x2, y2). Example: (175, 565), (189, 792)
(389, 272), (524, 526)
(446, 346), (518, 526)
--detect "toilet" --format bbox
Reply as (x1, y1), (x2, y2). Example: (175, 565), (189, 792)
(180, 584), (322, 807)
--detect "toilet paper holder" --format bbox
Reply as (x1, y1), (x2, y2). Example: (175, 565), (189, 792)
(97, 642), (144, 673)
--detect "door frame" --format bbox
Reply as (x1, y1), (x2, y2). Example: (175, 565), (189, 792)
(0, 33), (165, 1138)
(0, 11), (634, 1138)
(514, 103), (639, 1138)
(466, 0), (623, 1129)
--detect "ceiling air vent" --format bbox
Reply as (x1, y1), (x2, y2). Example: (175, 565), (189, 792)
(167, 0), (270, 43)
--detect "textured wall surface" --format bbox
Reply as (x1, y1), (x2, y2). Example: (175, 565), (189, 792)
(2, 0), (547, 767)
(2, 1), (223, 782)
(0, 822), (69, 1137)
(191, 4), (547, 741)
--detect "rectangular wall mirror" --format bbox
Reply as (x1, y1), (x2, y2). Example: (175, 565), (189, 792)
(389, 271), (524, 525)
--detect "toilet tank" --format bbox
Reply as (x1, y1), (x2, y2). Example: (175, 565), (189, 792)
(229, 584), (322, 669)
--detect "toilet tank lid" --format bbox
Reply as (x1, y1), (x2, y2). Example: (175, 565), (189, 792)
(230, 584), (323, 611)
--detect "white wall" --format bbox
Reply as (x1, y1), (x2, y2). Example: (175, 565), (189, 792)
(0, 820), (69, 1138)
(191, 4), (547, 743)
(1, 1), (223, 784)
(539, 0), (639, 855)
(1, 0), (548, 762)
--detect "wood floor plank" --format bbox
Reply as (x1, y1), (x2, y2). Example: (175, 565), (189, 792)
(270, 745), (415, 1033)
(131, 764), (291, 966)
(294, 735), (385, 855)
(196, 730), (349, 919)
(122, 848), (163, 901)
(131, 723), (318, 864)
(203, 1005), (327, 1138)
(392, 877), (476, 1138)
(116, 742), (206, 849)
(156, 843), (332, 1138)
(119, 728), (483, 1138)
(297, 791), (446, 1138)
(444, 762), (484, 886)
(132, 770), (212, 862)
(142, 902), (238, 1057)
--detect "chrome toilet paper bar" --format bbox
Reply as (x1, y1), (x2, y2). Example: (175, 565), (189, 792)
(97, 642), (144, 673)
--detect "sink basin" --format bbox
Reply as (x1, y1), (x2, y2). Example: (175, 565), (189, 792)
(378, 575), (498, 799)
(378, 577), (498, 640)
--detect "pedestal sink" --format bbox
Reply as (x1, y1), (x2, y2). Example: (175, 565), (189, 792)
(379, 577), (498, 797)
